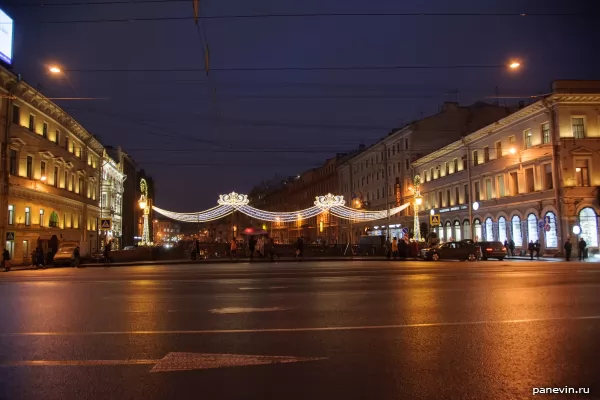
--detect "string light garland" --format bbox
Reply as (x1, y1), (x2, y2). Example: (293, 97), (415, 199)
(152, 192), (410, 223)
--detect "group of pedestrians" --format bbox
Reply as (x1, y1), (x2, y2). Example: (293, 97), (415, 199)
(564, 238), (587, 261)
(387, 237), (416, 259)
(230, 235), (279, 261)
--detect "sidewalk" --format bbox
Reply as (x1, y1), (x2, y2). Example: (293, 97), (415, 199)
(5, 255), (597, 272)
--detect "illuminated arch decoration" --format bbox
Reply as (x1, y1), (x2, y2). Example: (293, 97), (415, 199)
(152, 192), (411, 223)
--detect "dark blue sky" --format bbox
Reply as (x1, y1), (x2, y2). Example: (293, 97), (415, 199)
(4, 0), (598, 211)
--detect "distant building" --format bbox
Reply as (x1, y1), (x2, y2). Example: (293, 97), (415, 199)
(412, 80), (600, 254)
(153, 219), (180, 244)
(100, 152), (126, 249)
(106, 146), (137, 247)
(338, 101), (516, 242)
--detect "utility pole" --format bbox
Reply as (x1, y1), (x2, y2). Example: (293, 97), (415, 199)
(348, 161), (354, 244)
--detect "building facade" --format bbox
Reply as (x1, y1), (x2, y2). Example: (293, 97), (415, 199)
(106, 146), (137, 247)
(100, 152), (126, 249)
(412, 80), (600, 254)
(338, 102), (516, 242)
(0, 67), (104, 263)
(153, 219), (181, 244)
(253, 152), (360, 244)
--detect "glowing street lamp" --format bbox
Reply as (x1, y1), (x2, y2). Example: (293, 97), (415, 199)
(509, 61), (520, 69)
(49, 66), (62, 74)
(40, 176), (47, 182)
(509, 147), (517, 154)
(413, 175), (423, 241)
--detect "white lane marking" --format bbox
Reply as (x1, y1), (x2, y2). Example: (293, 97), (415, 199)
(209, 307), (291, 314)
(238, 286), (288, 291)
(3, 315), (599, 336)
(0, 359), (158, 367)
(150, 352), (326, 373)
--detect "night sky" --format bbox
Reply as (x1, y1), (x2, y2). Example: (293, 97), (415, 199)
(4, 0), (598, 211)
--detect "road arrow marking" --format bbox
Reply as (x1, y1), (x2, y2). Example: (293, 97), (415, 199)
(209, 307), (290, 314)
(150, 352), (326, 373)
(0, 353), (326, 373)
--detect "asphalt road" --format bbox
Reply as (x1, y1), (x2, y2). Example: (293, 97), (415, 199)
(1, 260), (599, 400)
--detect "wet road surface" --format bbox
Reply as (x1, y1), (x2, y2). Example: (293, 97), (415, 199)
(0, 260), (598, 399)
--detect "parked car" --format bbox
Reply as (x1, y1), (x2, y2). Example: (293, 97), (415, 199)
(420, 241), (480, 262)
(53, 242), (79, 266)
(461, 240), (506, 260)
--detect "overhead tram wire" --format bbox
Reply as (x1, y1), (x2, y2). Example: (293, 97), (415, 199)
(62, 64), (513, 73)
(2, 9), (591, 18)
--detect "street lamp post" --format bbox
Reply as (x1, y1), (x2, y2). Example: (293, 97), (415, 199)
(138, 178), (150, 245)
(413, 175), (423, 241)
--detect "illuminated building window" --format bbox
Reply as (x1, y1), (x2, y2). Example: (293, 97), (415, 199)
(511, 215), (523, 247)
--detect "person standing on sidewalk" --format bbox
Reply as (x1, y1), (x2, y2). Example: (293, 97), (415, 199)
(528, 241), (535, 260)
(509, 239), (516, 256)
(534, 240), (541, 260)
(72, 246), (81, 268)
(2, 248), (10, 272)
(391, 238), (398, 260)
(564, 239), (572, 261)
(578, 238), (587, 261)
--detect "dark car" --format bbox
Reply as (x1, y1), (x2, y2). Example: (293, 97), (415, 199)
(461, 240), (506, 260)
(420, 241), (479, 262)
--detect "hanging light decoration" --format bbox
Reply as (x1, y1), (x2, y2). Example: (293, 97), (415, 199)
(152, 192), (410, 223)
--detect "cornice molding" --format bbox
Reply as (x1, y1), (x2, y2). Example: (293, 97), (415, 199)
(9, 186), (86, 211)
(0, 68), (105, 156)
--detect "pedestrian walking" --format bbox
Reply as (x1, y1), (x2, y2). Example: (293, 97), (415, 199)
(528, 240), (535, 260)
(295, 236), (304, 259)
(103, 241), (112, 264)
(534, 240), (541, 260)
(230, 238), (237, 260)
(391, 237), (398, 259)
(564, 239), (572, 261)
(509, 239), (516, 256)
(36, 247), (46, 269)
(2, 248), (10, 272)
(503, 240), (510, 258)
(268, 237), (276, 261)
(249, 237), (257, 260)
(578, 238), (587, 261)
(71, 246), (81, 268)
(257, 236), (265, 257)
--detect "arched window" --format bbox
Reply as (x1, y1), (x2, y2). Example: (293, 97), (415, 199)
(544, 212), (558, 248)
(511, 215), (523, 247)
(579, 207), (598, 247)
(498, 216), (507, 244)
(463, 220), (471, 240)
(485, 217), (494, 241)
(454, 220), (462, 241)
(445, 221), (452, 241)
(527, 213), (539, 243)
(49, 211), (59, 228)
(473, 219), (482, 242)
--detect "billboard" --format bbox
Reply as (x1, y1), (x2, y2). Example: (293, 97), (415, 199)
(0, 8), (14, 65)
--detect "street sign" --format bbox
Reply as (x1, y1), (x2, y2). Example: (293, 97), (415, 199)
(100, 218), (112, 230)
(537, 220), (545, 229)
(430, 214), (441, 226)
(402, 227), (409, 234)
(5, 232), (14, 241)
(544, 224), (551, 232)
